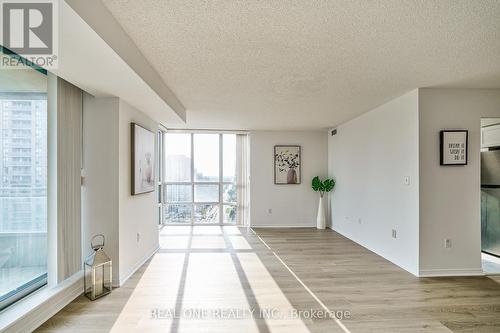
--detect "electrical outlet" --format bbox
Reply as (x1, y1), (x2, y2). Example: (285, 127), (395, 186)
(392, 229), (397, 239)
(445, 238), (452, 248)
(404, 176), (410, 186)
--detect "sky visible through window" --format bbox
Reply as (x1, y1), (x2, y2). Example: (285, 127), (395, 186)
(194, 134), (219, 181)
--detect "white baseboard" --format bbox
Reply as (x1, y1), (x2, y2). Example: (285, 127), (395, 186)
(419, 268), (485, 277)
(1, 271), (83, 333)
(116, 246), (159, 287)
(331, 228), (420, 277)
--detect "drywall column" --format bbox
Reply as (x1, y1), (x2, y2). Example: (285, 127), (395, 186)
(117, 99), (159, 285)
(81, 94), (120, 284)
(82, 96), (159, 286)
(418, 88), (500, 276)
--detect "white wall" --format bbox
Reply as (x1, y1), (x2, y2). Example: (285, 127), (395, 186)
(250, 131), (327, 227)
(328, 90), (420, 275)
(418, 88), (500, 276)
(117, 100), (159, 284)
(82, 95), (120, 282)
(82, 96), (159, 285)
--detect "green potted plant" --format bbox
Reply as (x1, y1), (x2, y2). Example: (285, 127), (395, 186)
(311, 176), (336, 229)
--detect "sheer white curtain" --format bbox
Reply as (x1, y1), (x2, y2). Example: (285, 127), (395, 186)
(236, 134), (250, 226)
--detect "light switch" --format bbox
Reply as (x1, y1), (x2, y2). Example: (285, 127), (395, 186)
(404, 176), (410, 185)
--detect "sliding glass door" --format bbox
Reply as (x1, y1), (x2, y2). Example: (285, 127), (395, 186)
(163, 132), (237, 225)
(0, 51), (48, 310)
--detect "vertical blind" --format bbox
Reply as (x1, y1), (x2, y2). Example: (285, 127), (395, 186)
(55, 77), (82, 282)
(236, 134), (250, 226)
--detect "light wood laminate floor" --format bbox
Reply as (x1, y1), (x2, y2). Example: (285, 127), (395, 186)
(38, 226), (500, 333)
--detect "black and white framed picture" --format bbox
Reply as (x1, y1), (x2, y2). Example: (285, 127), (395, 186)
(440, 130), (468, 166)
(131, 123), (155, 195)
(274, 145), (301, 184)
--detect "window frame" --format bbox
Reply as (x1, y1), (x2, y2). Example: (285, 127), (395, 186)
(163, 132), (237, 225)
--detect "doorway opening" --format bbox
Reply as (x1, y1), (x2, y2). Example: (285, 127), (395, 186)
(480, 118), (500, 274)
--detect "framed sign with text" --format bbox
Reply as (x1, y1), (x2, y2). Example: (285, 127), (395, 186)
(440, 130), (468, 166)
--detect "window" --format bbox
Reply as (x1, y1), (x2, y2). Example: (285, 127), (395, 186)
(165, 133), (191, 182)
(194, 134), (219, 182)
(163, 132), (238, 224)
(0, 51), (48, 310)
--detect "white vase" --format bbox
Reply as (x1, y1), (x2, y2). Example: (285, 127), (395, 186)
(316, 196), (326, 229)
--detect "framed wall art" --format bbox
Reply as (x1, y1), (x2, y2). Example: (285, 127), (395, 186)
(131, 123), (155, 194)
(440, 130), (468, 166)
(274, 145), (301, 184)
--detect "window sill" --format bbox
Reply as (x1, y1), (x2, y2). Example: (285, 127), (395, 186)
(0, 271), (83, 332)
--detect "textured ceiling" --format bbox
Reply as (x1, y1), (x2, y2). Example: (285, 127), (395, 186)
(101, 0), (500, 130)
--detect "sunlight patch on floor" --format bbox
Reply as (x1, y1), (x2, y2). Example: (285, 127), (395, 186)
(178, 252), (260, 332)
(237, 252), (310, 333)
(190, 236), (227, 249)
(251, 229), (351, 333)
(193, 225), (223, 235)
(222, 226), (242, 235)
(107, 225), (351, 332)
(110, 253), (186, 332)
(160, 225), (192, 235)
(228, 235), (252, 250)
(159, 235), (190, 249)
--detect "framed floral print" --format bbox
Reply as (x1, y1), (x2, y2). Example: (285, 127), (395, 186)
(274, 145), (301, 184)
